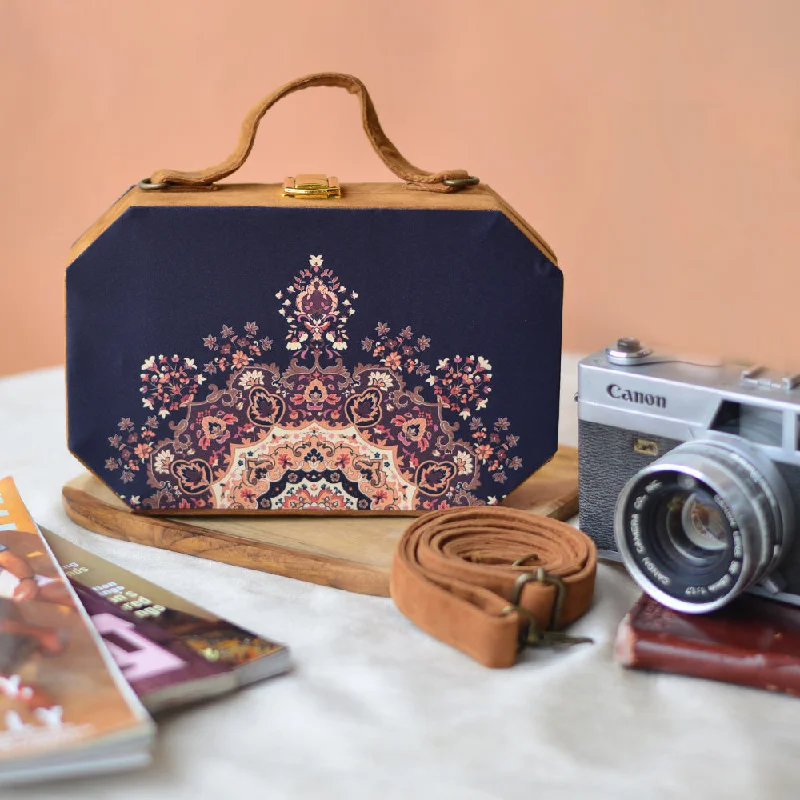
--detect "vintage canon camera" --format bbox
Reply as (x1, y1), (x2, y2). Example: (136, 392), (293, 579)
(578, 337), (800, 613)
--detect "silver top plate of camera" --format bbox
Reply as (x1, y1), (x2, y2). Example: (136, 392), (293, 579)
(579, 338), (800, 464)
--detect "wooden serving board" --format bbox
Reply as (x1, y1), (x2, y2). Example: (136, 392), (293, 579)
(62, 446), (578, 597)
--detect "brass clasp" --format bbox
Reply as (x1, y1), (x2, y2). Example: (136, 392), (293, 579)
(501, 568), (593, 649)
(282, 174), (341, 199)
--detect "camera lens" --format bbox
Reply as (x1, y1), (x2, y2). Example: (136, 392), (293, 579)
(679, 491), (728, 552)
(663, 483), (728, 561)
(614, 436), (794, 613)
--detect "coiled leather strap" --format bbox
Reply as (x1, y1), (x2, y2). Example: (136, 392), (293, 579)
(390, 508), (597, 668)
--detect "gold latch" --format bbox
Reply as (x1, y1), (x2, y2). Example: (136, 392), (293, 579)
(282, 174), (341, 199)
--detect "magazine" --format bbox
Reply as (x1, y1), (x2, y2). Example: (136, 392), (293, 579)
(42, 531), (291, 712)
(0, 477), (153, 785)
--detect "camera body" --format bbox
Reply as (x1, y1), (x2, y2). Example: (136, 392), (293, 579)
(578, 338), (800, 612)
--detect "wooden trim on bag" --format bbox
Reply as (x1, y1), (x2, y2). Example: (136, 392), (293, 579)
(67, 183), (557, 266)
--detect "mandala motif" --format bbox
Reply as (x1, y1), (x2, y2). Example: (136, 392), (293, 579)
(105, 254), (523, 511)
(210, 424), (417, 510)
(278, 260), (353, 357)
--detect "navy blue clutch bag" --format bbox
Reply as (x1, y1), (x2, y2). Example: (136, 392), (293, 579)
(66, 73), (562, 514)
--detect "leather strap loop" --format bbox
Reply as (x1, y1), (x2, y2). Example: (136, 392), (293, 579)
(148, 72), (474, 193)
(390, 508), (597, 668)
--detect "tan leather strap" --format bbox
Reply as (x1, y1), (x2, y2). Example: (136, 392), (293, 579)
(148, 72), (475, 193)
(390, 508), (597, 668)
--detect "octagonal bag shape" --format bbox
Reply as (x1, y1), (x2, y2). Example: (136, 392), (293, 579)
(66, 73), (562, 515)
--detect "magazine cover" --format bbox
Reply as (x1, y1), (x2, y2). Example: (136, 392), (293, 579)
(43, 530), (290, 712)
(0, 477), (153, 784)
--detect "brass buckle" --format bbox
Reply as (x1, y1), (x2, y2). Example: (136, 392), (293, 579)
(501, 568), (593, 648)
(282, 174), (341, 199)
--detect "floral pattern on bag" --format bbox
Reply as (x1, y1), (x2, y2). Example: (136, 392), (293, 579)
(105, 255), (523, 511)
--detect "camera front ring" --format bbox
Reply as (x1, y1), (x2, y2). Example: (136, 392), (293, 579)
(614, 434), (794, 613)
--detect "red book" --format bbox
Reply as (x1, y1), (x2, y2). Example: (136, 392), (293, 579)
(616, 593), (800, 697)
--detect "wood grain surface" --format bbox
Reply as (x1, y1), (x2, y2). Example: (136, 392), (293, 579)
(62, 446), (578, 597)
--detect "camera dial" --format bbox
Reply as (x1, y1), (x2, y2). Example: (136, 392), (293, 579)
(605, 337), (652, 366)
(614, 433), (794, 613)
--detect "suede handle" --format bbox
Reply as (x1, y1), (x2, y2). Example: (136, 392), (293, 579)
(390, 507), (597, 668)
(147, 72), (476, 193)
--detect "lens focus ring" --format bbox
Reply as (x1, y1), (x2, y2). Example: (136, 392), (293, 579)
(613, 435), (793, 613)
(675, 441), (783, 583)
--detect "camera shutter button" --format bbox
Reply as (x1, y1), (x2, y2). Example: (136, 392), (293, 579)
(606, 337), (652, 365)
(617, 337), (642, 352)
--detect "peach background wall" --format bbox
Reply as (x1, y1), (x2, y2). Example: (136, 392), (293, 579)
(0, 0), (798, 377)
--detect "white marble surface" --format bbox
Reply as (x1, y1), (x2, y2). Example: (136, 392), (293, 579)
(2, 357), (796, 800)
